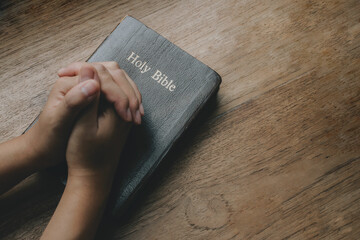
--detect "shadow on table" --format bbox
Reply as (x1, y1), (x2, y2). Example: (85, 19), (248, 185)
(96, 91), (221, 239)
(0, 171), (64, 239)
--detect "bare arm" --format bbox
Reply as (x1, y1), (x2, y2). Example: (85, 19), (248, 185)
(0, 62), (141, 196)
(41, 175), (113, 240)
(0, 135), (38, 194)
(42, 64), (132, 239)
(0, 70), (99, 195)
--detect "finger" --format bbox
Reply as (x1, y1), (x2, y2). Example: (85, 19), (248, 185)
(56, 66), (100, 126)
(58, 62), (100, 83)
(74, 66), (101, 129)
(54, 64), (99, 99)
(109, 69), (141, 125)
(73, 80), (101, 133)
(123, 70), (144, 116)
(94, 61), (121, 71)
(59, 79), (100, 126)
(58, 62), (84, 77)
(78, 64), (100, 83)
(58, 62), (117, 79)
(92, 63), (132, 123)
(52, 76), (78, 96)
(58, 62), (137, 123)
(92, 62), (143, 114)
(94, 63), (143, 119)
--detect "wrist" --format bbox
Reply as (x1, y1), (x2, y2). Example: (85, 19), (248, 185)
(12, 133), (42, 172)
(21, 129), (47, 169)
(23, 122), (66, 169)
(0, 134), (42, 193)
(67, 170), (115, 197)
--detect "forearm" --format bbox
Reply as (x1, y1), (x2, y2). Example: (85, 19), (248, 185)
(41, 175), (113, 240)
(0, 134), (39, 194)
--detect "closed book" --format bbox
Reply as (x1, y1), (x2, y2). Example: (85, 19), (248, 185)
(25, 16), (221, 217)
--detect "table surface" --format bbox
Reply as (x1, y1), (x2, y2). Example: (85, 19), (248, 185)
(1, 0), (359, 239)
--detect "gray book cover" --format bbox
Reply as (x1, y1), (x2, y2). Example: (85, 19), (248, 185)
(26, 16), (221, 217)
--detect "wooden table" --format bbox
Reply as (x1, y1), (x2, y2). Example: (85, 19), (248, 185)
(1, 0), (359, 239)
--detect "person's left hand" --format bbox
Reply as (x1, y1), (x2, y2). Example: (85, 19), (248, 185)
(40, 78), (130, 240)
(24, 65), (100, 168)
(58, 61), (144, 125)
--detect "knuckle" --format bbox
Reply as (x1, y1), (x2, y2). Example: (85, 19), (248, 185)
(132, 86), (142, 103)
(134, 86), (142, 98)
(113, 68), (126, 77)
(109, 61), (119, 69)
(54, 77), (66, 87)
(129, 97), (139, 109)
(82, 63), (96, 71)
(56, 77), (66, 83)
(116, 95), (129, 108)
(94, 63), (106, 71)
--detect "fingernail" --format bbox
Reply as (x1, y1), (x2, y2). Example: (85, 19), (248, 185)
(139, 103), (145, 116)
(126, 108), (132, 122)
(81, 81), (98, 97)
(135, 110), (141, 124)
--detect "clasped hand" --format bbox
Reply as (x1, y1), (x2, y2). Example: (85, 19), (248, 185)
(0, 62), (143, 239)
(28, 62), (143, 178)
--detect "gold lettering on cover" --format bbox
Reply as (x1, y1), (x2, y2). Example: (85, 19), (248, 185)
(127, 52), (176, 92)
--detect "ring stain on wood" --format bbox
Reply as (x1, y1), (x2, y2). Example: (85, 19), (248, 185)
(185, 192), (230, 230)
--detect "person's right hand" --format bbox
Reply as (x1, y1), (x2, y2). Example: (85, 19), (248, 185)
(58, 62), (144, 125)
(65, 78), (128, 186)
(41, 75), (131, 240)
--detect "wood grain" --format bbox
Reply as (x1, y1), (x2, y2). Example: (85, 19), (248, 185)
(0, 0), (359, 239)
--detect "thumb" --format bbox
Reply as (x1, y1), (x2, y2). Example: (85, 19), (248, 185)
(56, 64), (100, 128)
(73, 81), (101, 131)
(64, 80), (100, 110)
(59, 79), (100, 123)
(73, 65), (102, 129)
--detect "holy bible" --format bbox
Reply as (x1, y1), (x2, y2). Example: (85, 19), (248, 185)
(25, 16), (221, 217)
